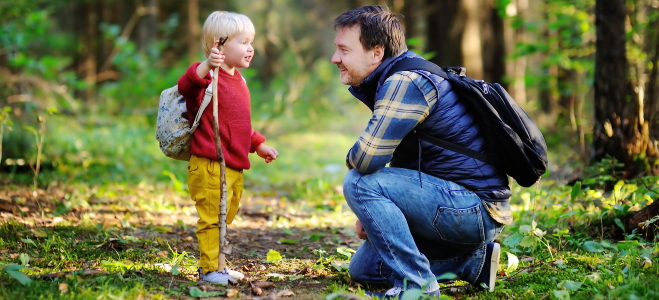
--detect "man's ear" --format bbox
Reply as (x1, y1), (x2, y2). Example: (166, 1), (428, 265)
(371, 45), (385, 64)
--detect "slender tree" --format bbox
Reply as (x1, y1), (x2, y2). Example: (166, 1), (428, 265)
(593, 0), (628, 170)
(593, 0), (658, 179)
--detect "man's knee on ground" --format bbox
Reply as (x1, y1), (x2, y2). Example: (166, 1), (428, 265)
(348, 262), (371, 284)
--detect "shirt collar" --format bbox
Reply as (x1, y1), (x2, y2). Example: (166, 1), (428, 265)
(348, 50), (419, 110)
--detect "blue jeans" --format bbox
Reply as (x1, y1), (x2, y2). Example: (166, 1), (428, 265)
(343, 167), (503, 290)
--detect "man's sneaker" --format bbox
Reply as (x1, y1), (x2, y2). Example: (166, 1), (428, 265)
(475, 242), (500, 292)
(366, 286), (441, 299)
(198, 268), (244, 285)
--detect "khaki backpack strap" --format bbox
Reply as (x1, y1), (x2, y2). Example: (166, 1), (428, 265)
(190, 71), (214, 132)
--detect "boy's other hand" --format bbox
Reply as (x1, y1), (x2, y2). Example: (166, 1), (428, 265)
(256, 144), (278, 163)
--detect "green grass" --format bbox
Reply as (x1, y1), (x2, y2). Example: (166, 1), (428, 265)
(0, 221), (200, 300)
(2, 175), (659, 299)
(3, 103), (659, 299)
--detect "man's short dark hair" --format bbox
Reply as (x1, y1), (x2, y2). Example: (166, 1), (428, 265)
(333, 5), (407, 59)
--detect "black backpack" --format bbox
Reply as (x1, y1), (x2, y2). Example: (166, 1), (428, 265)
(379, 58), (548, 187)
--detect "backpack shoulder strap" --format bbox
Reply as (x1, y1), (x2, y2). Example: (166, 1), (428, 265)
(190, 74), (214, 131)
(378, 58), (448, 86)
(382, 58), (499, 166)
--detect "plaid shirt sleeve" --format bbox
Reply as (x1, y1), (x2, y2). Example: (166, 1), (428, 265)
(347, 71), (438, 173)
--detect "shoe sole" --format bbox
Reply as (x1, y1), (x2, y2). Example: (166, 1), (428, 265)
(487, 243), (501, 292)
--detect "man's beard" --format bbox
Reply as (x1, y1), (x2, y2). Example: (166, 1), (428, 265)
(338, 64), (364, 86)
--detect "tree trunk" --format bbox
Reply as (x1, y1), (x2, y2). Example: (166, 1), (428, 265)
(138, 0), (158, 52)
(426, 0), (463, 67)
(261, 0), (281, 86)
(593, 0), (630, 173)
(461, 0), (483, 79)
(80, 0), (98, 104)
(627, 200), (659, 240)
(480, 0), (505, 84)
(403, 0), (425, 53)
(188, 0), (200, 64)
(504, 0), (528, 104)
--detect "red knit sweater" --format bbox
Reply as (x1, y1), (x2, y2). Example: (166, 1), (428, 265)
(177, 63), (265, 170)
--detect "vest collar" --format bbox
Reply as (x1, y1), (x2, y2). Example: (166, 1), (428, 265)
(348, 50), (419, 111)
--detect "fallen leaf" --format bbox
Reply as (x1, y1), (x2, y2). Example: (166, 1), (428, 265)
(643, 257), (652, 268)
(59, 282), (69, 294)
(253, 281), (275, 289)
(184, 236), (193, 241)
(157, 251), (168, 258)
(276, 290), (295, 297)
(329, 293), (365, 300)
(277, 238), (299, 244)
(151, 226), (172, 233)
(31, 229), (47, 238)
(226, 288), (239, 297)
(266, 249), (283, 263)
(506, 252), (519, 273)
(189, 286), (225, 297)
(154, 263), (172, 272)
(520, 257), (534, 263)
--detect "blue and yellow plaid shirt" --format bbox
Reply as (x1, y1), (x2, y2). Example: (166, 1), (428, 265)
(347, 70), (512, 225)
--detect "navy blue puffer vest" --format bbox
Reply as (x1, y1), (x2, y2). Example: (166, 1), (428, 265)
(349, 51), (511, 202)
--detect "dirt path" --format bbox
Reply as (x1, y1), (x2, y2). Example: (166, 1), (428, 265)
(0, 185), (364, 299)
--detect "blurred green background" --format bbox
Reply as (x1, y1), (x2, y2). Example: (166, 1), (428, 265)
(0, 0), (657, 196)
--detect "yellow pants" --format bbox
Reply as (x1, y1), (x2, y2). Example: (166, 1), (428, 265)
(188, 155), (243, 273)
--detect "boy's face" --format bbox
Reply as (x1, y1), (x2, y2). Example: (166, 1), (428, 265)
(221, 31), (255, 69)
(331, 25), (383, 87)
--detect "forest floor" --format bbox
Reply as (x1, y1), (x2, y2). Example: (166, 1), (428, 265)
(1, 183), (454, 300)
(6, 178), (657, 300)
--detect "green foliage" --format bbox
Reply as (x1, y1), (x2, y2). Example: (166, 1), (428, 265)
(0, 106), (13, 163)
(497, 173), (659, 299)
(189, 287), (225, 297)
(2, 264), (31, 286)
(0, 222), (202, 299)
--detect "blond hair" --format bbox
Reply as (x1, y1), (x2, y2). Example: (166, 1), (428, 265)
(201, 11), (255, 57)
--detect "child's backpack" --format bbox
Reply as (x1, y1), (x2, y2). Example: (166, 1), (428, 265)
(156, 84), (212, 161)
(380, 58), (548, 187)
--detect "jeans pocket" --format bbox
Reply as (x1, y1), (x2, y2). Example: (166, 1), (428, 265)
(433, 204), (485, 245)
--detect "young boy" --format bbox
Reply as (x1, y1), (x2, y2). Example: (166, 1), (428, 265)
(177, 11), (278, 285)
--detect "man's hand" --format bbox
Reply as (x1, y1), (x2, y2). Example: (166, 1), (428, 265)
(355, 219), (367, 240)
(256, 144), (278, 163)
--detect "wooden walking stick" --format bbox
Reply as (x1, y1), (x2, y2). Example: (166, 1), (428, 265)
(211, 37), (231, 273)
